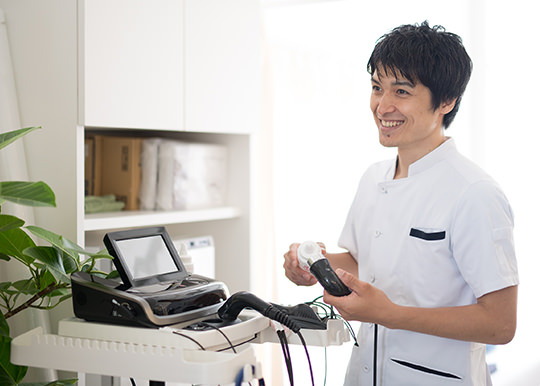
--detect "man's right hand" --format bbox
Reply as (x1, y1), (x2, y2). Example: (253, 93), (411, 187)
(283, 242), (319, 286)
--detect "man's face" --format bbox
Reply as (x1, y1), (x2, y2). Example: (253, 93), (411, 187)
(370, 70), (453, 153)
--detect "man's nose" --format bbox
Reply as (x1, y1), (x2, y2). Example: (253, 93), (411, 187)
(376, 93), (396, 115)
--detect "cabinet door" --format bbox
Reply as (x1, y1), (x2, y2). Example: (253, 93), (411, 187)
(81, 0), (183, 130)
(184, 0), (261, 133)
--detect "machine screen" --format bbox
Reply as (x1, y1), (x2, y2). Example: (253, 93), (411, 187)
(116, 235), (178, 280)
(103, 226), (188, 288)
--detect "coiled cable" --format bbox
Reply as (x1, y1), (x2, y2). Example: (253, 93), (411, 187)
(218, 291), (301, 333)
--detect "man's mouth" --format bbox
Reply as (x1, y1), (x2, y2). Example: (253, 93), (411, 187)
(380, 119), (404, 128)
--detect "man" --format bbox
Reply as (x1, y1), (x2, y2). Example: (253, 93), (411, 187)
(283, 22), (518, 385)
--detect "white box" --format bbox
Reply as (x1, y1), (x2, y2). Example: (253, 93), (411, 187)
(173, 235), (215, 278)
(156, 140), (227, 211)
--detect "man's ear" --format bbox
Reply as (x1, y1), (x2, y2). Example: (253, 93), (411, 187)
(440, 98), (457, 115)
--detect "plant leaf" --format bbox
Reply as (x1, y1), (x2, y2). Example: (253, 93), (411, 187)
(106, 270), (120, 279)
(26, 226), (70, 252)
(49, 288), (70, 298)
(26, 227), (113, 269)
(0, 313), (28, 385)
(37, 270), (56, 291)
(0, 127), (40, 152)
(25, 227), (81, 269)
(23, 247), (70, 284)
(61, 251), (79, 274)
(0, 181), (56, 207)
(0, 282), (12, 291)
(0, 312), (8, 339)
(0, 228), (36, 265)
(0, 337), (28, 386)
(11, 279), (38, 295)
(0, 214), (25, 233)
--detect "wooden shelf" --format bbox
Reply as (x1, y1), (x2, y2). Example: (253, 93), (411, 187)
(84, 206), (241, 231)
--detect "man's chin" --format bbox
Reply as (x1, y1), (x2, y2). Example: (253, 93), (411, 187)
(379, 134), (398, 148)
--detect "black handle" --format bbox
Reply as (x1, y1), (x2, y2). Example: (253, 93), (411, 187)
(218, 291), (301, 332)
(309, 259), (351, 297)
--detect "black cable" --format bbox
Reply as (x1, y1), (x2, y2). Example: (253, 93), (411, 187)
(342, 318), (359, 347)
(199, 322), (237, 353)
(277, 330), (294, 386)
(131, 331), (205, 385)
(280, 330), (294, 386)
(216, 334), (258, 352)
(308, 300), (359, 347)
(297, 331), (315, 386)
(373, 323), (378, 386)
(308, 301), (333, 317)
(218, 291), (301, 333)
(306, 295), (360, 385)
(172, 330), (206, 351)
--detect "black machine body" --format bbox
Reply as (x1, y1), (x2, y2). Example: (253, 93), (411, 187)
(71, 271), (228, 328)
(71, 226), (229, 328)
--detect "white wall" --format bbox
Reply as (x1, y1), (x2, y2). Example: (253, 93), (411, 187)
(479, 1), (540, 384)
(263, 0), (539, 384)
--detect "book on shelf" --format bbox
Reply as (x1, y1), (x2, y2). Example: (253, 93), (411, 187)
(85, 135), (142, 211)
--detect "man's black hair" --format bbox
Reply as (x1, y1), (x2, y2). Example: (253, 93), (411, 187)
(367, 21), (472, 128)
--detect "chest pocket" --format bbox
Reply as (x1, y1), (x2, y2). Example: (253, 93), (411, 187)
(410, 228), (446, 241)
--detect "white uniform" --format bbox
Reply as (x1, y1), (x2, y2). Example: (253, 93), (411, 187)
(338, 139), (518, 385)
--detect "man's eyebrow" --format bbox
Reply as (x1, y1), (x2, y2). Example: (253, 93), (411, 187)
(394, 79), (415, 88)
(370, 77), (415, 88)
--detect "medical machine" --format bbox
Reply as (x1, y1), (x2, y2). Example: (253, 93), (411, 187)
(71, 227), (227, 328)
(11, 228), (352, 385)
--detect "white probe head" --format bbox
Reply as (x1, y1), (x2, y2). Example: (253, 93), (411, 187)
(297, 241), (325, 272)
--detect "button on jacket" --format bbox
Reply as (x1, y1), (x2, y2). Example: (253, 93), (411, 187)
(338, 138), (518, 385)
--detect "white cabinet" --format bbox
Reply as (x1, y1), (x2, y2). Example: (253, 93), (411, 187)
(0, 0), (260, 294)
(81, 0), (261, 134)
(185, 0), (261, 133)
(81, 0), (184, 130)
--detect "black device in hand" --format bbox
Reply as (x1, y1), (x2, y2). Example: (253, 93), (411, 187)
(297, 241), (351, 297)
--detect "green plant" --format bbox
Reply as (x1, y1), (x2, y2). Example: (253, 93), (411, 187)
(0, 127), (113, 386)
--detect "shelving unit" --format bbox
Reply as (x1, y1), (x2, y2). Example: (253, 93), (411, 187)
(0, 0), (261, 296)
(84, 207), (242, 232)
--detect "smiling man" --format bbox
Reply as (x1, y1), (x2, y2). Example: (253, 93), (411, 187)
(283, 22), (518, 385)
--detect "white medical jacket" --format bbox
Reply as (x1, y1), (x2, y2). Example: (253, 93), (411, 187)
(338, 139), (518, 385)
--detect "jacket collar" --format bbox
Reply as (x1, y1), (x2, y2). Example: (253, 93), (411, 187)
(386, 137), (457, 180)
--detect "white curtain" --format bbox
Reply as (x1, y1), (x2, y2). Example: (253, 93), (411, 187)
(0, 8), (55, 382)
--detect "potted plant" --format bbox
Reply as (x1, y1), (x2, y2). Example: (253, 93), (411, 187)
(0, 127), (113, 386)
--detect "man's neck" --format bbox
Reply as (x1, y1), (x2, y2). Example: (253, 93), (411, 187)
(394, 137), (448, 179)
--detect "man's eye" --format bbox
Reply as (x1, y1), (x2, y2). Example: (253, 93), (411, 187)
(372, 85), (381, 92)
(397, 89), (409, 95)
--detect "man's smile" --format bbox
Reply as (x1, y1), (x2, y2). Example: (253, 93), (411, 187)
(380, 119), (404, 128)
(379, 119), (405, 137)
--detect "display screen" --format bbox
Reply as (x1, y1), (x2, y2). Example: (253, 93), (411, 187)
(104, 226), (188, 288)
(116, 235), (178, 280)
